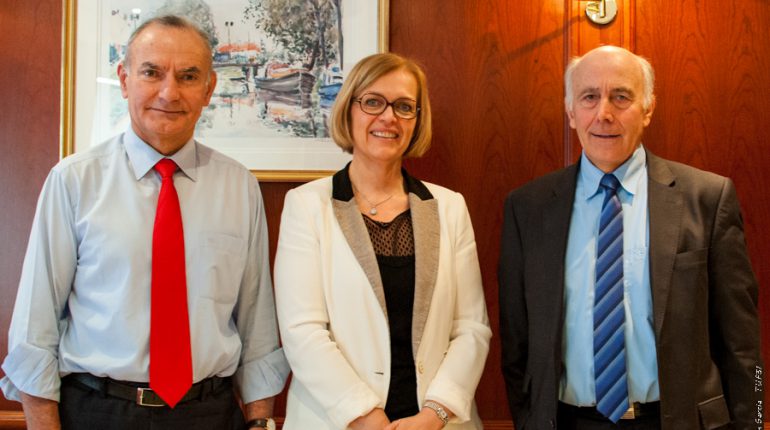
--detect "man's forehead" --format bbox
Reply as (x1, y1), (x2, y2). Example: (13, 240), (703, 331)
(131, 26), (210, 59)
(130, 45), (211, 72)
(572, 63), (643, 92)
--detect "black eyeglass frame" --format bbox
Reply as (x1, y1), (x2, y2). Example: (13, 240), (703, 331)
(352, 92), (421, 120)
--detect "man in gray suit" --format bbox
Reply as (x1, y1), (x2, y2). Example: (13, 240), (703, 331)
(499, 45), (763, 429)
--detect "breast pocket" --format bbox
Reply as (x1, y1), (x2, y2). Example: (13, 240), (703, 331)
(192, 233), (247, 304)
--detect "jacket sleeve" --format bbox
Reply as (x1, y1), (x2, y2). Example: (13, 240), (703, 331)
(498, 191), (531, 426)
(274, 188), (381, 428)
(423, 192), (492, 423)
(708, 178), (763, 430)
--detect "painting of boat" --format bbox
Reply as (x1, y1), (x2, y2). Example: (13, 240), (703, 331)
(254, 66), (316, 96)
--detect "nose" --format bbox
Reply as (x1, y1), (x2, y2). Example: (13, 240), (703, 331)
(378, 103), (397, 121)
(158, 75), (181, 101)
(596, 97), (614, 122)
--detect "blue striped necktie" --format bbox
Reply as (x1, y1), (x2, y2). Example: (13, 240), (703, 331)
(593, 173), (629, 423)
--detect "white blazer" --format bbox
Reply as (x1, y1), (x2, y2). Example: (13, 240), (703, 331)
(274, 167), (491, 430)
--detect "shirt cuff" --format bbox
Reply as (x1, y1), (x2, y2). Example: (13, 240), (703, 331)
(1, 343), (61, 402)
(235, 347), (290, 403)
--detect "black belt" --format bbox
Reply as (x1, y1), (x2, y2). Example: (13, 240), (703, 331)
(559, 401), (660, 421)
(64, 373), (230, 407)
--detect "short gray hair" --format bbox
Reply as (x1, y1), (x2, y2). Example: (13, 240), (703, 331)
(123, 15), (212, 70)
(564, 47), (655, 110)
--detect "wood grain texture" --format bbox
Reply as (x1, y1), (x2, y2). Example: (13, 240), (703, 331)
(1, 0), (768, 426)
(390, 0), (568, 421)
(0, 0), (63, 413)
(634, 0), (770, 408)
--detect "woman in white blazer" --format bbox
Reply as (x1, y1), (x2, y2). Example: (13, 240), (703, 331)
(274, 53), (491, 430)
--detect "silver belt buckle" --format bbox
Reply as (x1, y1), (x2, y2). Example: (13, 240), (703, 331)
(136, 387), (164, 407)
(620, 403), (638, 420)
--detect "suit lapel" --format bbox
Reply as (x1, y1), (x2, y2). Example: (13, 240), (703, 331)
(543, 166), (578, 343)
(646, 150), (681, 336)
(409, 192), (440, 356)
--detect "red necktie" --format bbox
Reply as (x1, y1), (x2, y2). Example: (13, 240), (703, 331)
(150, 159), (192, 408)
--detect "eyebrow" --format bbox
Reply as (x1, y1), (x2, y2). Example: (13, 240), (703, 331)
(138, 62), (161, 70)
(578, 87), (600, 97)
(611, 87), (635, 95)
(178, 67), (202, 75)
(136, 63), (202, 75)
(362, 92), (417, 102)
(578, 86), (636, 96)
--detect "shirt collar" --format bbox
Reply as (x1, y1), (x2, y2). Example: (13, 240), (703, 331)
(579, 145), (647, 201)
(124, 127), (198, 181)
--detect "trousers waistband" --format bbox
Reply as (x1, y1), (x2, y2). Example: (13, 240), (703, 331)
(558, 401), (661, 421)
(63, 373), (230, 407)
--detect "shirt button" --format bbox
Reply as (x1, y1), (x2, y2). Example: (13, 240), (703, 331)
(418, 362), (424, 374)
(624, 280), (631, 287)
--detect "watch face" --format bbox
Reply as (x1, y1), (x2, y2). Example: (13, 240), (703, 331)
(267, 418), (276, 430)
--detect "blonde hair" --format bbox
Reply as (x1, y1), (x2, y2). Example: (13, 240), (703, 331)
(329, 53), (432, 158)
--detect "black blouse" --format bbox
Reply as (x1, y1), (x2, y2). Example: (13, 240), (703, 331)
(363, 210), (419, 420)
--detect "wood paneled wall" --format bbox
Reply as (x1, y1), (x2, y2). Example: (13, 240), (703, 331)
(0, 0), (64, 414)
(1, 0), (768, 428)
(390, 1), (567, 422)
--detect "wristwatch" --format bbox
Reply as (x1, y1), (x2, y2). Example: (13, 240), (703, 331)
(423, 401), (449, 426)
(245, 418), (276, 430)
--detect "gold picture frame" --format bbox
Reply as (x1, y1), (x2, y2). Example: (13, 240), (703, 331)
(60, 0), (389, 182)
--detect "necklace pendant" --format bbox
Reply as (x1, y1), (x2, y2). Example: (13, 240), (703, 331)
(369, 207), (378, 215)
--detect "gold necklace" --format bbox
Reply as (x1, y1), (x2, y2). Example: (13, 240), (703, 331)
(352, 183), (394, 215)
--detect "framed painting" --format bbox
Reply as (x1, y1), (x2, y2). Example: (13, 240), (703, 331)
(61, 0), (389, 181)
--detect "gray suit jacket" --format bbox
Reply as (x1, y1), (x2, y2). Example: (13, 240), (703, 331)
(498, 148), (763, 429)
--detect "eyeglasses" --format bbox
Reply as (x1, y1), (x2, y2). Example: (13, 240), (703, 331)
(353, 93), (420, 120)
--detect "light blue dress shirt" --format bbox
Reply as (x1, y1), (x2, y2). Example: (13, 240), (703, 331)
(1, 128), (289, 403)
(560, 146), (660, 406)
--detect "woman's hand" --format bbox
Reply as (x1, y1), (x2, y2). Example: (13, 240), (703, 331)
(383, 408), (446, 430)
(349, 408), (391, 430)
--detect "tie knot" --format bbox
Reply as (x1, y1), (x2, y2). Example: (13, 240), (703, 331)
(600, 173), (620, 192)
(155, 159), (178, 179)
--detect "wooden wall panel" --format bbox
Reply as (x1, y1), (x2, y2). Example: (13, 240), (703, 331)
(1, 0), (769, 428)
(634, 0), (770, 408)
(0, 0), (63, 414)
(390, 0), (567, 422)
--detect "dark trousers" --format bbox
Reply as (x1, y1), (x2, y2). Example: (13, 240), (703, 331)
(59, 376), (246, 430)
(557, 402), (662, 430)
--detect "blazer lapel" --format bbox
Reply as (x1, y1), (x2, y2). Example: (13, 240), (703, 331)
(409, 192), (440, 356)
(331, 165), (439, 353)
(646, 150), (682, 336)
(332, 167), (389, 320)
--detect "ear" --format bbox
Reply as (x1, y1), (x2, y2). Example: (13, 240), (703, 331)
(117, 62), (129, 99)
(642, 95), (656, 127)
(203, 71), (218, 106)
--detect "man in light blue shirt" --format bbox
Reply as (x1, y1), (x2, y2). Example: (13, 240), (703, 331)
(1, 15), (288, 430)
(500, 45), (762, 429)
